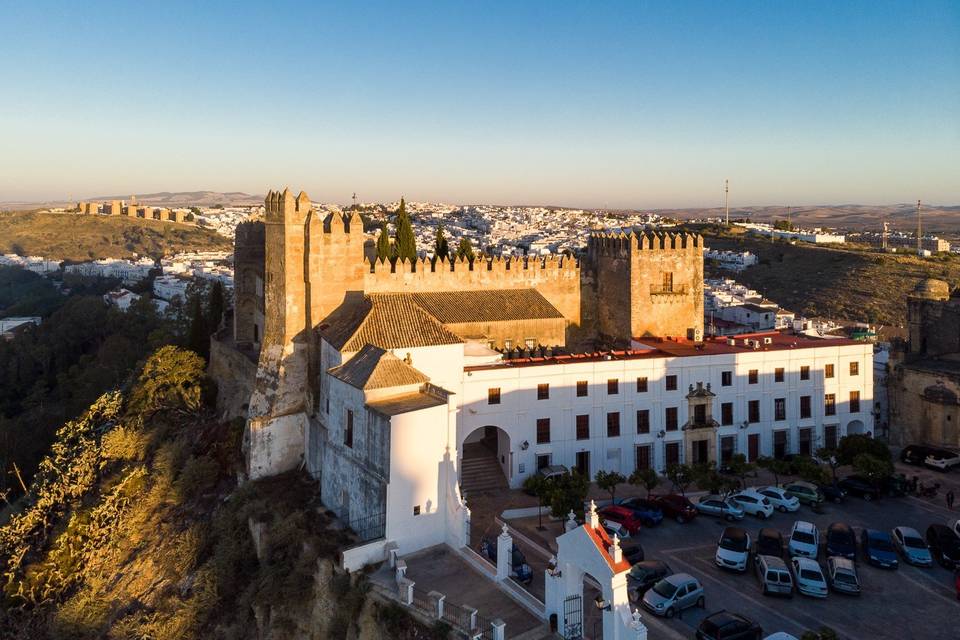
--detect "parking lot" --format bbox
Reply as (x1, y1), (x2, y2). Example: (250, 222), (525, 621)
(635, 483), (959, 639)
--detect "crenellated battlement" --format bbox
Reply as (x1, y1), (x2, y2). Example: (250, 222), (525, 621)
(366, 253), (579, 275)
(264, 187), (312, 224)
(588, 230), (702, 257)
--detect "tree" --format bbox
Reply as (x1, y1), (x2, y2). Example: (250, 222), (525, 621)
(795, 455), (829, 485)
(522, 475), (550, 530)
(595, 470), (626, 503)
(725, 453), (755, 490)
(434, 223), (450, 261)
(836, 434), (890, 466)
(815, 447), (841, 483)
(376, 222), (392, 262)
(393, 198), (417, 261)
(628, 468), (659, 498)
(665, 463), (694, 496)
(208, 280), (225, 334)
(693, 463), (739, 497)
(128, 345), (210, 416)
(455, 237), (475, 261)
(756, 456), (791, 487)
(547, 471), (589, 519)
(852, 453), (893, 486)
(187, 294), (208, 360)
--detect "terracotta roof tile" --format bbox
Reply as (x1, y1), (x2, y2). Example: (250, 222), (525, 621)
(328, 344), (430, 390)
(408, 289), (564, 324)
(320, 295), (463, 351)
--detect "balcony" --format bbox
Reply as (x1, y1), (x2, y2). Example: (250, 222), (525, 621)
(650, 284), (688, 296)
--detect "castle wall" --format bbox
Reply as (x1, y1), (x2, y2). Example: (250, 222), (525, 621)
(888, 365), (960, 448)
(208, 335), (258, 421)
(442, 317), (566, 350)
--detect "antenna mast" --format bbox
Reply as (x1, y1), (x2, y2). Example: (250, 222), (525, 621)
(724, 179), (729, 225)
(916, 199), (922, 255)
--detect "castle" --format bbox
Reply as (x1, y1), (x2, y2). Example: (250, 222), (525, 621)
(213, 187), (872, 573)
(74, 198), (196, 224)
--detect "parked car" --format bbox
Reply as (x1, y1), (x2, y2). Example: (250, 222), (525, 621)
(826, 556), (861, 595)
(901, 444), (937, 466)
(881, 474), (909, 497)
(892, 526), (933, 567)
(955, 569), (960, 600)
(730, 490), (774, 519)
(838, 475), (881, 501)
(782, 481), (824, 507)
(617, 497), (665, 527)
(649, 493), (698, 524)
(951, 519), (960, 538)
(641, 573), (705, 618)
(790, 557), (828, 598)
(925, 449), (960, 471)
(621, 539), (645, 564)
(523, 464), (569, 495)
(757, 486), (800, 513)
(626, 560), (672, 601)
(599, 505), (643, 537)
(695, 610), (763, 640)
(755, 555), (793, 597)
(825, 522), (857, 560)
(861, 529), (899, 569)
(478, 538), (533, 584)
(755, 528), (785, 559)
(602, 520), (631, 542)
(697, 495), (745, 521)
(788, 521), (820, 559)
(926, 524), (960, 570)
(817, 482), (846, 504)
(715, 526), (752, 572)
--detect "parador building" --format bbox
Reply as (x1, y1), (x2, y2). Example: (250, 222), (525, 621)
(210, 188), (873, 566)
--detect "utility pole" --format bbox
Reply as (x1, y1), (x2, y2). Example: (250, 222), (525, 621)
(916, 199), (922, 255)
(882, 221), (888, 251)
(787, 205), (791, 231)
(724, 179), (730, 226)
(352, 192), (358, 208)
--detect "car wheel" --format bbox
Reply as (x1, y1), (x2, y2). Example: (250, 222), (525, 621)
(778, 505), (787, 513)
(725, 514), (734, 522)
(665, 607), (676, 619)
(697, 596), (705, 608)
(862, 493), (872, 502)
(833, 496), (842, 504)
(676, 514), (686, 524)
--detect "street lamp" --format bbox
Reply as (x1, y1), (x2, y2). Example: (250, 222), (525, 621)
(594, 594), (611, 611)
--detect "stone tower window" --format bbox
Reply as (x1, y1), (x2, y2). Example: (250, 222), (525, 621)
(662, 272), (674, 292)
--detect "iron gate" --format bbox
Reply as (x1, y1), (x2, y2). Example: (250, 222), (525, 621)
(563, 594), (583, 639)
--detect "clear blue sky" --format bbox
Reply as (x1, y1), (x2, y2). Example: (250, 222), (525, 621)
(1, 1), (957, 207)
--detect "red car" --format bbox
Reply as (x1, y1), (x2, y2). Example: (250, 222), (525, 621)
(599, 505), (644, 536)
(955, 570), (960, 600)
(648, 494), (698, 524)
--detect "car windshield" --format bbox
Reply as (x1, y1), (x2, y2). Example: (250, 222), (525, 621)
(725, 498), (740, 508)
(904, 536), (926, 549)
(652, 579), (678, 599)
(833, 571), (856, 584)
(793, 531), (815, 544)
(629, 565), (652, 579)
(829, 531), (853, 545)
(870, 537), (895, 552)
(720, 535), (747, 551)
(800, 569), (823, 582)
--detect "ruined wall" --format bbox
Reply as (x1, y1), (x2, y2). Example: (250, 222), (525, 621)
(908, 294), (960, 358)
(888, 364), (960, 448)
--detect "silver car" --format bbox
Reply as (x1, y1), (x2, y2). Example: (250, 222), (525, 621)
(826, 556), (861, 595)
(641, 572), (704, 618)
(892, 526), (933, 567)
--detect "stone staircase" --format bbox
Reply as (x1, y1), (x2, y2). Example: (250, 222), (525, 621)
(460, 455), (509, 495)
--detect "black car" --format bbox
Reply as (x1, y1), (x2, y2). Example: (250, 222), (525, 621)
(926, 524), (960, 570)
(838, 475), (881, 501)
(621, 540), (645, 565)
(696, 610), (763, 640)
(626, 560), (672, 600)
(881, 474), (909, 497)
(817, 482), (846, 504)
(755, 528), (784, 558)
(901, 444), (937, 466)
(826, 522), (857, 559)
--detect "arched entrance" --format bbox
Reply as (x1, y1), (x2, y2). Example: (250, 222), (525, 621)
(847, 419), (865, 436)
(460, 425), (510, 495)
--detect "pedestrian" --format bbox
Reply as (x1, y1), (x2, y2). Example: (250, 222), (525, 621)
(947, 490), (955, 510)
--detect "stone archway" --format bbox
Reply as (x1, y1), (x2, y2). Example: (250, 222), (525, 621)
(847, 419), (866, 436)
(460, 425), (510, 495)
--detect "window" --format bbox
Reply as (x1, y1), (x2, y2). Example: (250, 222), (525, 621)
(824, 424), (839, 450)
(693, 404), (706, 425)
(504, 339), (513, 350)
(825, 393), (836, 416)
(849, 361), (859, 376)
(576, 414), (590, 440)
(798, 428), (812, 456)
(576, 380), (588, 397)
(607, 378), (619, 395)
(748, 400), (760, 423)
(800, 395), (812, 419)
(487, 387), (501, 405)
(773, 430), (788, 459)
(665, 407), (678, 431)
(774, 398), (786, 421)
(537, 383), (549, 400)
(636, 409), (650, 434)
(720, 436), (735, 464)
(774, 367), (784, 383)
(665, 375), (678, 391)
(607, 412), (621, 437)
(800, 365), (810, 381)
(345, 410), (354, 448)
(575, 451), (590, 476)
(536, 454), (551, 470)
(536, 418), (551, 443)
(721, 371), (732, 387)
(825, 363), (835, 379)
(662, 272), (674, 292)
(635, 445), (652, 471)
(665, 442), (680, 466)
(636, 377), (648, 392)
(524, 338), (536, 350)
(850, 390), (861, 413)
(748, 369), (759, 384)
(721, 402), (734, 426)
(413, 505), (421, 516)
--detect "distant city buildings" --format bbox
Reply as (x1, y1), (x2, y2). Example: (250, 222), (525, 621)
(734, 222), (846, 244)
(703, 248), (758, 271)
(74, 199), (196, 225)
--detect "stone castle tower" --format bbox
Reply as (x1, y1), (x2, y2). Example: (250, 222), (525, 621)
(239, 187), (704, 478)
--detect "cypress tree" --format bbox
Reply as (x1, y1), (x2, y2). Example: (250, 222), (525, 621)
(455, 237), (475, 261)
(376, 222), (392, 261)
(208, 280), (225, 334)
(187, 294), (208, 359)
(434, 222), (450, 261)
(393, 197), (417, 261)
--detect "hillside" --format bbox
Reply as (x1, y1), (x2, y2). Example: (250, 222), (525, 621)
(697, 225), (960, 335)
(0, 211), (231, 261)
(0, 347), (430, 640)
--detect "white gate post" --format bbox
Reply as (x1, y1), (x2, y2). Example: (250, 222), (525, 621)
(496, 523), (512, 581)
(429, 591), (445, 619)
(492, 618), (506, 640)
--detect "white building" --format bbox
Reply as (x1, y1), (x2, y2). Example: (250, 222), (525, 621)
(704, 248), (758, 271)
(153, 274), (190, 302)
(103, 288), (141, 311)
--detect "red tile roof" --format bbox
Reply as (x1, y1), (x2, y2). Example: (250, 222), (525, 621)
(584, 523), (632, 574)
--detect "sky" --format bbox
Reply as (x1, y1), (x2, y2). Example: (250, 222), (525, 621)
(0, 1), (957, 208)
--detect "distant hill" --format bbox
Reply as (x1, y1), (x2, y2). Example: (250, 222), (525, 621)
(0, 211), (232, 261)
(0, 191), (263, 211)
